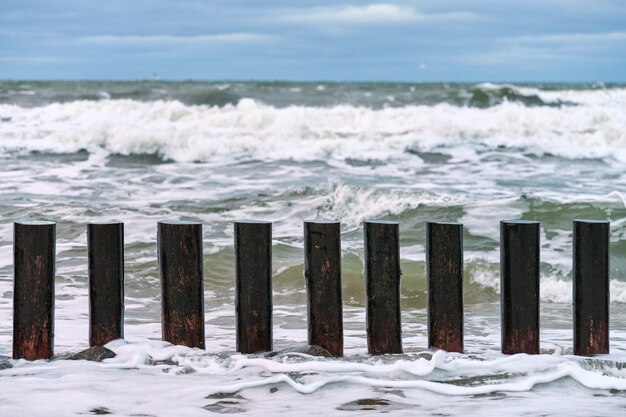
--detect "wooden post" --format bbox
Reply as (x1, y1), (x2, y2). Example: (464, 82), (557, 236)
(426, 222), (463, 352)
(364, 221), (402, 354)
(500, 220), (540, 354)
(158, 221), (205, 349)
(235, 221), (272, 353)
(573, 219), (610, 356)
(88, 222), (124, 346)
(304, 220), (343, 356)
(13, 221), (55, 360)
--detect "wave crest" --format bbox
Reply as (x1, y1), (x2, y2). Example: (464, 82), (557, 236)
(1, 97), (625, 162)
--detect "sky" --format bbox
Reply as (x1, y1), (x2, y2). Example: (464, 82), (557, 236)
(1, 0), (625, 82)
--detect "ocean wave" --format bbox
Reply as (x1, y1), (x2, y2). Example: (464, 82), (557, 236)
(3, 81), (626, 109)
(475, 83), (626, 107)
(286, 183), (466, 229)
(466, 83), (569, 108)
(468, 266), (626, 304)
(1, 98), (626, 163)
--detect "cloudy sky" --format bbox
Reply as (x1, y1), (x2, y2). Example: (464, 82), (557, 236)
(1, 0), (625, 81)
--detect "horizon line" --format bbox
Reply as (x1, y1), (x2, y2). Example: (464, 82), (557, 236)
(0, 78), (622, 84)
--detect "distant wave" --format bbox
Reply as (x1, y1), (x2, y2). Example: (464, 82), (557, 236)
(2, 81), (626, 108)
(463, 83), (569, 108)
(475, 82), (626, 107)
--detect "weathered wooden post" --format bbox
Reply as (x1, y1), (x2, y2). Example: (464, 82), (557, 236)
(235, 221), (272, 353)
(573, 219), (610, 356)
(158, 221), (205, 349)
(88, 222), (124, 346)
(364, 220), (402, 354)
(500, 220), (540, 354)
(304, 220), (343, 356)
(13, 221), (56, 360)
(426, 222), (463, 352)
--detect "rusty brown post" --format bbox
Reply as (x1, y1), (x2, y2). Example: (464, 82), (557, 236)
(235, 221), (272, 353)
(304, 220), (343, 356)
(364, 220), (402, 354)
(573, 219), (610, 356)
(13, 221), (55, 360)
(426, 222), (463, 352)
(158, 221), (205, 349)
(88, 222), (124, 346)
(500, 220), (540, 354)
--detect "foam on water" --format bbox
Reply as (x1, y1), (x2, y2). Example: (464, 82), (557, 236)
(3, 335), (626, 416)
(1, 95), (626, 163)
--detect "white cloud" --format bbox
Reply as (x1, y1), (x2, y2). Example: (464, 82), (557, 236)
(282, 3), (477, 25)
(78, 33), (275, 46)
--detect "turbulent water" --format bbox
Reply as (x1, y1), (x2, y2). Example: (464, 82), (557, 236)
(1, 81), (626, 416)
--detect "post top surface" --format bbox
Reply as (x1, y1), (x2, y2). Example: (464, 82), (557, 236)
(428, 221), (463, 226)
(158, 220), (202, 225)
(364, 220), (399, 225)
(500, 220), (539, 225)
(573, 219), (610, 224)
(235, 220), (272, 225)
(14, 221), (55, 226)
(304, 220), (340, 225)
(88, 221), (123, 225)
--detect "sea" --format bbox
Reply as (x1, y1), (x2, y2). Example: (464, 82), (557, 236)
(1, 81), (626, 416)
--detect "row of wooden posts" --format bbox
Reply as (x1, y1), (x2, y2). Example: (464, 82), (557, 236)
(11, 219), (609, 361)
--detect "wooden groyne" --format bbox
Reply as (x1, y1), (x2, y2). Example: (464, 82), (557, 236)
(13, 221), (55, 361)
(87, 222), (124, 347)
(10, 219), (610, 360)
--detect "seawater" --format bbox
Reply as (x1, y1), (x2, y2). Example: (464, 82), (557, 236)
(1, 81), (626, 416)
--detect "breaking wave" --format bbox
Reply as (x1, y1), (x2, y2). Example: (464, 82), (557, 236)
(1, 95), (625, 163)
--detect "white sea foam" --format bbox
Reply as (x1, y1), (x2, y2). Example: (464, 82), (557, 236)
(1, 97), (626, 163)
(4, 339), (626, 416)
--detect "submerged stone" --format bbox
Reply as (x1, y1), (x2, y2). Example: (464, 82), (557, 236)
(0, 356), (13, 370)
(266, 344), (332, 358)
(69, 346), (116, 362)
(206, 393), (245, 400)
(336, 398), (411, 411)
(89, 407), (112, 415)
(203, 401), (246, 414)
